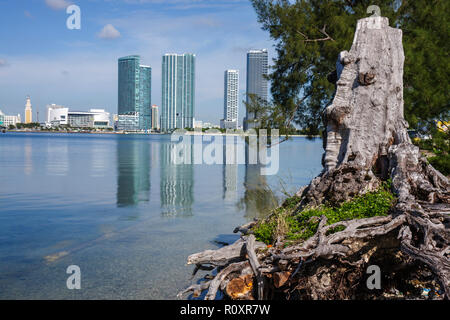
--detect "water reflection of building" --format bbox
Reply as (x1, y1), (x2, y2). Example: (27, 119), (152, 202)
(160, 141), (194, 216)
(46, 140), (68, 176)
(91, 142), (109, 178)
(222, 140), (238, 201)
(116, 138), (151, 207)
(24, 139), (32, 175)
(223, 164), (238, 201)
(241, 141), (278, 219)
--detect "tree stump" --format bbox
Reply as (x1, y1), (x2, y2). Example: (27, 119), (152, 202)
(179, 16), (450, 300)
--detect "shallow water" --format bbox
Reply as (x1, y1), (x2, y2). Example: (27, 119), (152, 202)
(0, 132), (323, 299)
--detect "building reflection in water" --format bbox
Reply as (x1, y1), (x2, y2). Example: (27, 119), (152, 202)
(222, 137), (238, 202)
(115, 133), (278, 218)
(240, 138), (278, 220)
(160, 140), (194, 216)
(46, 140), (68, 176)
(116, 137), (151, 207)
(24, 139), (33, 175)
(91, 142), (109, 178)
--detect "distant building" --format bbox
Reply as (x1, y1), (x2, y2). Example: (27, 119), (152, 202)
(47, 104), (69, 126)
(244, 49), (268, 130)
(151, 105), (160, 131)
(0, 110), (21, 127)
(221, 70), (239, 130)
(161, 53), (195, 131)
(118, 55), (152, 131)
(193, 120), (203, 129)
(117, 113), (140, 131)
(46, 105), (109, 128)
(25, 96), (33, 124)
(68, 109), (110, 128)
(203, 122), (220, 129)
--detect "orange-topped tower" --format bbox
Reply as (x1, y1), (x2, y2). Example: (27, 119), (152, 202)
(25, 96), (32, 124)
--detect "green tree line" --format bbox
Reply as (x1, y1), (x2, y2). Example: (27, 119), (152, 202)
(248, 0), (449, 134)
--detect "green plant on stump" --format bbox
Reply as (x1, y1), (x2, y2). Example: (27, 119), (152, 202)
(253, 183), (395, 245)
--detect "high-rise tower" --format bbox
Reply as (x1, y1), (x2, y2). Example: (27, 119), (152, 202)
(245, 49), (268, 130)
(118, 55), (151, 131)
(221, 70), (239, 129)
(25, 96), (32, 124)
(161, 53), (195, 132)
(139, 65), (152, 131)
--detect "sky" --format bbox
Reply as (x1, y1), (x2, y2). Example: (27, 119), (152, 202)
(0, 0), (275, 125)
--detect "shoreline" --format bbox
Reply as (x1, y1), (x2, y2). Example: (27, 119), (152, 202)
(3, 130), (321, 138)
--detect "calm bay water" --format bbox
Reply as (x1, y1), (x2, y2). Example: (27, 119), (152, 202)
(0, 132), (323, 299)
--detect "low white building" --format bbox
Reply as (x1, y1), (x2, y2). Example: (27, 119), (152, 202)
(193, 120), (203, 129)
(0, 110), (21, 127)
(220, 119), (238, 130)
(68, 109), (111, 128)
(90, 109), (110, 128)
(47, 104), (69, 126)
(46, 104), (110, 128)
(117, 113), (139, 131)
(203, 122), (220, 129)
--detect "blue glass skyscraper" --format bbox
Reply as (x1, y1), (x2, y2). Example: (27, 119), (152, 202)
(244, 49), (268, 130)
(139, 65), (152, 131)
(118, 55), (152, 131)
(161, 53), (195, 132)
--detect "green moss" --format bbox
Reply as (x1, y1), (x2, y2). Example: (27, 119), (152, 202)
(252, 184), (395, 245)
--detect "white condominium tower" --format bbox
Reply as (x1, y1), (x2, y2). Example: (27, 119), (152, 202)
(161, 53), (195, 131)
(221, 70), (239, 129)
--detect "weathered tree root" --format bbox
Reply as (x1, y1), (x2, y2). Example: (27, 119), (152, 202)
(179, 16), (449, 300)
(178, 149), (449, 300)
(178, 138), (449, 299)
(179, 193), (448, 300)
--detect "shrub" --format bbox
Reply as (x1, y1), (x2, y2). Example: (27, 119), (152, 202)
(253, 184), (395, 245)
(428, 154), (450, 176)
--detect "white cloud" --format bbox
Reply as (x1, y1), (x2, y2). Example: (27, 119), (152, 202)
(0, 59), (9, 67)
(45, 0), (72, 10)
(97, 24), (122, 39)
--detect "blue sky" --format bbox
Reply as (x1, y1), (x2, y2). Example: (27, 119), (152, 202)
(0, 0), (274, 124)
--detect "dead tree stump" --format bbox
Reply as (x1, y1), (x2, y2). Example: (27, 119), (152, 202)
(179, 16), (450, 300)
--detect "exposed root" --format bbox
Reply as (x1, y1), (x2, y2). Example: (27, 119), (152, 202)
(179, 145), (449, 300)
(179, 15), (450, 301)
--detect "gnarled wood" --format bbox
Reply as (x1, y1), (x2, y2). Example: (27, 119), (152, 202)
(180, 16), (449, 300)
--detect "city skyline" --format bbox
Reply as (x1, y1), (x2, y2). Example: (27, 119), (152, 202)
(0, 1), (274, 124)
(4, 46), (269, 132)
